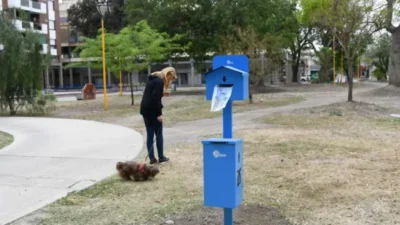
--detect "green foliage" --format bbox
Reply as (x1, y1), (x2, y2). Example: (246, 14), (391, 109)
(125, 0), (221, 62)
(26, 91), (57, 114)
(67, 0), (127, 38)
(124, 0), (298, 64)
(0, 14), (51, 115)
(300, 0), (332, 25)
(300, 0), (379, 101)
(70, 20), (185, 74)
(372, 67), (387, 81)
(366, 33), (391, 80)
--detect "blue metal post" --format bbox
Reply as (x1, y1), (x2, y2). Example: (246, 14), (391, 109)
(223, 99), (233, 225)
(224, 208), (233, 225)
(223, 100), (233, 138)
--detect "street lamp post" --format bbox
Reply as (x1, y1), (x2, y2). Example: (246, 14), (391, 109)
(332, 27), (336, 86)
(95, 0), (109, 110)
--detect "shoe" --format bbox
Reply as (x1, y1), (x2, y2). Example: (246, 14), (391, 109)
(149, 158), (158, 164)
(158, 157), (169, 163)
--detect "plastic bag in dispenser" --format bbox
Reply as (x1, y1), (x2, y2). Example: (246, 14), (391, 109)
(210, 85), (233, 112)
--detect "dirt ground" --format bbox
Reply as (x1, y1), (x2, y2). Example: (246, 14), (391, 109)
(9, 81), (400, 225)
(161, 204), (291, 225)
(50, 91), (306, 130)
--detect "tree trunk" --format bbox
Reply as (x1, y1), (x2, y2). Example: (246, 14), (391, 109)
(388, 27), (400, 86)
(129, 72), (134, 105)
(292, 65), (299, 83)
(291, 50), (300, 83)
(318, 54), (332, 83)
(319, 64), (330, 83)
(257, 77), (265, 87)
(7, 99), (16, 116)
(248, 78), (253, 104)
(347, 55), (354, 102)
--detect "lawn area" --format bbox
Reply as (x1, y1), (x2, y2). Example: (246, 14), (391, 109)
(22, 101), (400, 225)
(160, 94), (305, 127)
(52, 94), (305, 128)
(0, 131), (13, 150)
(52, 95), (143, 121)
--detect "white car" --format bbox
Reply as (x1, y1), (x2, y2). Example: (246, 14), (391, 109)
(300, 75), (309, 84)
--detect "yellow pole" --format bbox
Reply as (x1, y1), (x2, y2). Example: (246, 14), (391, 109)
(357, 53), (360, 82)
(119, 69), (122, 96)
(101, 18), (108, 110)
(333, 35), (336, 85)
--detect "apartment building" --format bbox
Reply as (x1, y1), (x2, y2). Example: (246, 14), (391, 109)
(1, 0), (61, 57)
(1, 0), (62, 89)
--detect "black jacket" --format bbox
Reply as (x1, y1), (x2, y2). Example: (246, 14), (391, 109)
(140, 75), (164, 117)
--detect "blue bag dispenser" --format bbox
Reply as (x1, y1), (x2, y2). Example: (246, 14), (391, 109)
(202, 138), (243, 209)
(201, 54), (249, 225)
(204, 66), (249, 101)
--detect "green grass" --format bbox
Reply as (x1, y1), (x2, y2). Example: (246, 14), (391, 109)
(0, 131), (13, 150)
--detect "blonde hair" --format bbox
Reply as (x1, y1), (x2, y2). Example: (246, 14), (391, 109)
(151, 67), (177, 94)
(151, 67), (177, 79)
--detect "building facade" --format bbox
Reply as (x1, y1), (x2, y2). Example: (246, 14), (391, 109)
(1, 0), (61, 57)
(1, 0), (62, 89)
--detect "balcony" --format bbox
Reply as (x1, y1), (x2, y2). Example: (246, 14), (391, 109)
(8, 0), (46, 14)
(61, 52), (79, 59)
(13, 20), (48, 34)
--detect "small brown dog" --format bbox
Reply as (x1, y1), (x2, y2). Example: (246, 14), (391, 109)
(116, 160), (159, 181)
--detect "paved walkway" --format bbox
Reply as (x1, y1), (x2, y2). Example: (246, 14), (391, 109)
(0, 117), (143, 225)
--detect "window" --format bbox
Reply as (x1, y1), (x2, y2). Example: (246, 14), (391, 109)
(49, 21), (55, 30)
(178, 73), (188, 85)
(39, 34), (47, 44)
(60, 17), (68, 24)
(48, 1), (54, 11)
(50, 39), (55, 45)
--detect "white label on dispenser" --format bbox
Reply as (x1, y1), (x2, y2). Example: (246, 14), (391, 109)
(210, 85), (232, 112)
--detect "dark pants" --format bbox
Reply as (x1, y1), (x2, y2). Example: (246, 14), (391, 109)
(143, 116), (164, 160)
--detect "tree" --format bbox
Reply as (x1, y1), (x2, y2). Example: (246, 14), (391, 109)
(333, 0), (378, 101)
(302, 0), (379, 101)
(125, 0), (223, 66)
(0, 14), (51, 115)
(366, 33), (392, 81)
(125, 0), (299, 74)
(71, 20), (184, 105)
(67, 0), (127, 38)
(301, 0), (335, 83)
(383, 0), (400, 86)
(220, 26), (287, 103)
(289, 27), (316, 83)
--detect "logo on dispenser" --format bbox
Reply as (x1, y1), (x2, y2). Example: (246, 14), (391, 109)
(213, 150), (227, 158)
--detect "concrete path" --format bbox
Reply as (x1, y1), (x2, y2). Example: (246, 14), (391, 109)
(0, 117), (143, 225)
